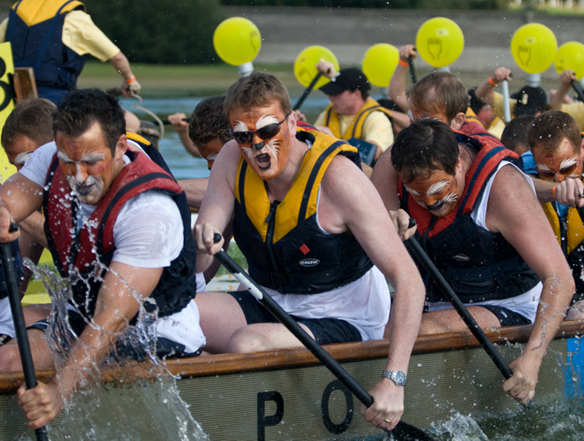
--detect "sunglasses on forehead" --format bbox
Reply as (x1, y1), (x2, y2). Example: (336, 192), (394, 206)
(231, 113), (291, 145)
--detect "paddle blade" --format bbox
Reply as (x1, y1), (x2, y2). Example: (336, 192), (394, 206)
(393, 420), (435, 441)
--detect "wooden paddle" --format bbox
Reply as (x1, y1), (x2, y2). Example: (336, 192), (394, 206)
(1, 223), (49, 441)
(403, 224), (513, 380)
(293, 72), (323, 111)
(212, 233), (435, 441)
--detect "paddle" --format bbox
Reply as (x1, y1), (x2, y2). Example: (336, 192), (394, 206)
(161, 117), (191, 126)
(211, 233), (435, 441)
(408, 52), (417, 84)
(403, 223), (513, 380)
(1, 222), (49, 441)
(293, 72), (322, 111)
(571, 80), (584, 103)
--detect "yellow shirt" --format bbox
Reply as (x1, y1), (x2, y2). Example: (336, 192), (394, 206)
(314, 107), (394, 152)
(492, 91), (517, 121)
(0, 10), (119, 62)
(560, 101), (584, 132)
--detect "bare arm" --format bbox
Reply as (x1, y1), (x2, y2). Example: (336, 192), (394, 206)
(168, 113), (200, 158)
(371, 148), (401, 212)
(18, 211), (47, 249)
(0, 173), (44, 245)
(475, 67), (512, 108)
(320, 156), (425, 430)
(18, 262), (163, 428)
(108, 51), (141, 97)
(387, 45), (415, 113)
(179, 178), (208, 210)
(550, 70), (576, 111)
(530, 175), (584, 208)
(486, 165), (574, 404)
(194, 142), (239, 273)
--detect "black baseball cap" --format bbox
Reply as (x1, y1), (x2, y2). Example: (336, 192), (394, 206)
(511, 86), (548, 116)
(319, 68), (371, 96)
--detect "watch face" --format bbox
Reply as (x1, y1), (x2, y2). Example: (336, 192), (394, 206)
(394, 371), (407, 386)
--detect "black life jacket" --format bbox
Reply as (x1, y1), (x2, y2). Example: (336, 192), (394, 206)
(43, 142), (197, 319)
(400, 131), (540, 303)
(233, 129), (373, 294)
(7, 0), (87, 90)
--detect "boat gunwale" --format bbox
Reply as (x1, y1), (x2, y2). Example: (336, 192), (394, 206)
(1, 320), (583, 393)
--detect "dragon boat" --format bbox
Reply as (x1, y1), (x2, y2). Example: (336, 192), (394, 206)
(1, 320), (583, 441)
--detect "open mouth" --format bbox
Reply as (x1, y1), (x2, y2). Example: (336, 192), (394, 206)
(75, 183), (94, 196)
(426, 201), (444, 213)
(255, 153), (271, 170)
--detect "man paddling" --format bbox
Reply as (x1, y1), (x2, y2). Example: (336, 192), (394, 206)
(195, 72), (426, 430)
(387, 118), (573, 405)
(0, 89), (205, 429)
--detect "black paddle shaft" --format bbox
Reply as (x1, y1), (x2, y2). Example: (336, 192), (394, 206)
(572, 80), (584, 103)
(211, 233), (435, 441)
(293, 72), (323, 111)
(404, 235), (513, 380)
(408, 53), (417, 84)
(1, 223), (50, 441)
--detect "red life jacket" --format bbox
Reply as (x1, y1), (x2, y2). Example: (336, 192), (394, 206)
(43, 146), (193, 319)
(400, 129), (517, 238)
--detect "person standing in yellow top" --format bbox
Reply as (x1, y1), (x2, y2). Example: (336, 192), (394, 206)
(0, 0), (141, 104)
(313, 61), (394, 164)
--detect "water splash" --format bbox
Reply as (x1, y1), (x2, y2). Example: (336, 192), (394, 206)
(24, 260), (208, 441)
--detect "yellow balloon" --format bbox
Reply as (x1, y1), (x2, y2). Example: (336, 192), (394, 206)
(511, 23), (557, 74)
(213, 17), (261, 66)
(294, 46), (339, 89)
(416, 17), (464, 68)
(555, 41), (584, 80)
(362, 43), (399, 88)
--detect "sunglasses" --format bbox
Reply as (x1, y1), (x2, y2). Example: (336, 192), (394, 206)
(537, 158), (580, 180)
(231, 113), (290, 145)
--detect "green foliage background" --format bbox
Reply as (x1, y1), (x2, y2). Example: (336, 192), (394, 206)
(220, 0), (507, 9)
(83, 0), (226, 64)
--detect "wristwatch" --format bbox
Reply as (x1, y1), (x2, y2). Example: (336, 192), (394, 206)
(382, 370), (407, 386)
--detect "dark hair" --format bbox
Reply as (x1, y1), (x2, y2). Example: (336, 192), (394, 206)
(2, 98), (56, 151)
(528, 110), (581, 155)
(188, 96), (232, 147)
(500, 115), (535, 154)
(391, 118), (459, 183)
(224, 72), (292, 119)
(407, 72), (469, 123)
(53, 89), (125, 154)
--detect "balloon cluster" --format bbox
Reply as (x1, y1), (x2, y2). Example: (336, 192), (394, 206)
(212, 16), (584, 87)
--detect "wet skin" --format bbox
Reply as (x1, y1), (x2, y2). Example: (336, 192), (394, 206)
(55, 122), (126, 205)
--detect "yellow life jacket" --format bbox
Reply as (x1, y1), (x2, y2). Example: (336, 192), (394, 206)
(323, 97), (393, 140)
(235, 129), (358, 243)
(465, 107), (484, 128)
(486, 115), (506, 140)
(233, 128), (373, 294)
(542, 201), (584, 254)
(12, 0), (85, 26)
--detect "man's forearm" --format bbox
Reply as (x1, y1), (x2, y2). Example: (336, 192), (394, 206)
(108, 51), (133, 81)
(18, 211), (47, 249)
(179, 178), (208, 210)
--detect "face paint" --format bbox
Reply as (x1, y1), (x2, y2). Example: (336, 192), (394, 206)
(13, 151), (34, 169)
(533, 137), (583, 183)
(403, 169), (463, 218)
(56, 122), (123, 206)
(229, 102), (292, 181)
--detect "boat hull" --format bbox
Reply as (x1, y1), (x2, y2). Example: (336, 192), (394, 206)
(1, 322), (582, 440)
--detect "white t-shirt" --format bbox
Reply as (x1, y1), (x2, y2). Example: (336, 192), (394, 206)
(20, 142), (183, 268)
(427, 161), (542, 322)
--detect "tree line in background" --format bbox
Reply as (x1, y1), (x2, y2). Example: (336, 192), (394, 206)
(220, 0), (507, 9)
(84, 0), (226, 64)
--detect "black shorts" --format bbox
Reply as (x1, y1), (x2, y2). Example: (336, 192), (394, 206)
(480, 305), (532, 327)
(28, 308), (200, 360)
(229, 291), (363, 345)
